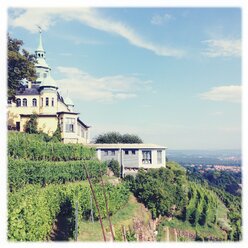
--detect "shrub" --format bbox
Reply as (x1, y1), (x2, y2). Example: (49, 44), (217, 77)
(108, 159), (121, 177)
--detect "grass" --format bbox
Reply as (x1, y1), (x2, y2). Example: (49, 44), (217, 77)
(77, 194), (151, 241)
(157, 217), (227, 241)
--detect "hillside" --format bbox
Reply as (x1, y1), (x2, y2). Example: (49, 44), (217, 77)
(7, 132), (241, 241)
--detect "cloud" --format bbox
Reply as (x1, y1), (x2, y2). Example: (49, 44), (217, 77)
(151, 13), (173, 25)
(199, 85), (241, 103)
(201, 39), (241, 57)
(9, 8), (184, 57)
(56, 66), (152, 102)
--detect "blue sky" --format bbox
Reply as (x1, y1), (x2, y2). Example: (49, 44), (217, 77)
(8, 8), (241, 149)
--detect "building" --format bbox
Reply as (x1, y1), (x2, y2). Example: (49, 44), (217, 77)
(7, 30), (90, 144)
(91, 143), (167, 177)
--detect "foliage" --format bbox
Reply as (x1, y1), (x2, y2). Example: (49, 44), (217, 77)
(108, 159), (121, 177)
(8, 132), (95, 161)
(50, 121), (62, 142)
(129, 163), (188, 218)
(8, 181), (129, 241)
(24, 113), (38, 134)
(8, 34), (36, 98)
(94, 132), (143, 144)
(187, 167), (241, 196)
(8, 158), (107, 191)
(187, 167), (242, 241)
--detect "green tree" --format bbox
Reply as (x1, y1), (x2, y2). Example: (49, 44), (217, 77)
(51, 121), (62, 142)
(94, 132), (143, 144)
(24, 114), (38, 134)
(8, 34), (36, 98)
(108, 159), (121, 177)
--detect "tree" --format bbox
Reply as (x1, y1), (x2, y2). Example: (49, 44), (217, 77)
(108, 159), (121, 177)
(8, 34), (36, 98)
(24, 114), (38, 134)
(50, 121), (62, 142)
(94, 132), (143, 144)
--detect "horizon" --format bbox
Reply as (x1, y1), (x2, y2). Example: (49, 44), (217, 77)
(8, 7), (241, 150)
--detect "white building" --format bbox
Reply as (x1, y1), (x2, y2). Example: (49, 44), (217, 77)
(91, 143), (167, 177)
(7, 30), (90, 144)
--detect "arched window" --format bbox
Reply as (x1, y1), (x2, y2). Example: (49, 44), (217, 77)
(51, 97), (54, 107)
(46, 97), (49, 106)
(16, 98), (21, 107)
(32, 98), (37, 107)
(23, 98), (27, 107)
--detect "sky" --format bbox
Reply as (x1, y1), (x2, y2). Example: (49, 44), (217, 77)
(8, 7), (241, 150)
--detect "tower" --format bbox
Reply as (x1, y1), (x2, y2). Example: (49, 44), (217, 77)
(34, 27), (51, 86)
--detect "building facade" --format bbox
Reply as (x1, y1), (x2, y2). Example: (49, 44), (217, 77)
(7, 30), (90, 144)
(91, 143), (167, 177)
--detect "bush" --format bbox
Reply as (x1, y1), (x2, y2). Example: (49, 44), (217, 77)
(24, 114), (38, 134)
(94, 132), (143, 144)
(8, 181), (130, 241)
(108, 159), (121, 177)
(8, 132), (96, 161)
(8, 158), (107, 191)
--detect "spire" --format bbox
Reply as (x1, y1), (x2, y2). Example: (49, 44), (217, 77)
(36, 26), (44, 52)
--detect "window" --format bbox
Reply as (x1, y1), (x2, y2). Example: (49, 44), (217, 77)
(16, 98), (21, 107)
(43, 73), (47, 78)
(8, 99), (12, 105)
(36, 72), (40, 78)
(104, 150), (108, 156)
(65, 118), (75, 133)
(132, 150), (136, 155)
(110, 150), (115, 156)
(45, 97), (49, 106)
(32, 98), (37, 107)
(51, 98), (54, 107)
(23, 98), (27, 107)
(125, 150), (129, 155)
(142, 151), (152, 164)
(41, 98), (43, 107)
(157, 150), (162, 164)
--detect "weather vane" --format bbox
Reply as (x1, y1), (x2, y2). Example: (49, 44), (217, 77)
(37, 25), (42, 33)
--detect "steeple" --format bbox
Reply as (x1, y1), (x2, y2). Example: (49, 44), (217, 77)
(35, 26), (46, 60)
(37, 27), (44, 52)
(34, 27), (51, 85)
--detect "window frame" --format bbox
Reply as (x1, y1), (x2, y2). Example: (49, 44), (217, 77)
(32, 98), (37, 107)
(22, 98), (27, 107)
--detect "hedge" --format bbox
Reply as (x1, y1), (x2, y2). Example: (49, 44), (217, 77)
(8, 181), (130, 241)
(8, 132), (96, 161)
(8, 158), (107, 191)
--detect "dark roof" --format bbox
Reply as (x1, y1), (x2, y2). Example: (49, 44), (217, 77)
(57, 111), (79, 115)
(77, 117), (90, 129)
(16, 86), (40, 96)
(20, 114), (57, 117)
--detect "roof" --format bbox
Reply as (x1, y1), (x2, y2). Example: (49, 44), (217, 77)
(40, 73), (58, 89)
(90, 143), (167, 149)
(77, 118), (90, 128)
(16, 86), (40, 96)
(20, 114), (57, 117)
(57, 111), (79, 115)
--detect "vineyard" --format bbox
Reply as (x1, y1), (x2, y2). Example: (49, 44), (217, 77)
(8, 132), (129, 241)
(126, 163), (232, 241)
